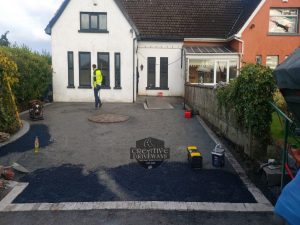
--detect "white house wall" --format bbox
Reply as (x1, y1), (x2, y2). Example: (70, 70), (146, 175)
(51, 0), (135, 102)
(137, 42), (184, 97)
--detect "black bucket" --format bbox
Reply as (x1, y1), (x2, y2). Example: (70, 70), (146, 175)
(212, 144), (225, 167)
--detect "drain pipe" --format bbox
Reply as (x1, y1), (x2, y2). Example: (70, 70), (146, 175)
(182, 48), (187, 110)
(234, 36), (244, 69)
(132, 36), (137, 103)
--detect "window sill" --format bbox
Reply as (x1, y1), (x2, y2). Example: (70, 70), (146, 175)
(185, 83), (214, 89)
(67, 85), (75, 89)
(78, 30), (109, 33)
(114, 87), (122, 90)
(101, 86), (111, 89)
(146, 87), (169, 90)
(78, 86), (92, 89)
(267, 33), (299, 36)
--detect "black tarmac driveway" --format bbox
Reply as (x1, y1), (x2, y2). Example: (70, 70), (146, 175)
(1, 102), (255, 203)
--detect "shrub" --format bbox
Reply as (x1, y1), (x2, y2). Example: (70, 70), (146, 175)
(0, 45), (52, 110)
(0, 51), (21, 133)
(217, 64), (276, 158)
(273, 89), (288, 114)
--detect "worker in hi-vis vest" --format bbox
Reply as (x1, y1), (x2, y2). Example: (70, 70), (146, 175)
(92, 64), (103, 108)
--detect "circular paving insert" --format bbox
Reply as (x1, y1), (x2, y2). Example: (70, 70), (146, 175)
(88, 114), (130, 123)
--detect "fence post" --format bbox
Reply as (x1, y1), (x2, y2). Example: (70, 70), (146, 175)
(281, 119), (289, 189)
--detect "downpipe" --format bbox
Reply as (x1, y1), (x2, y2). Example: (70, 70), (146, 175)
(132, 37), (137, 103)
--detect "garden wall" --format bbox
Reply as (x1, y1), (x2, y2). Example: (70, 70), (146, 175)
(185, 84), (256, 157)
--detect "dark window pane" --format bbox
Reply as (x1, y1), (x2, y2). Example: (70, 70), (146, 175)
(79, 52), (91, 87)
(79, 70), (91, 86)
(147, 57), (156, 88)
(98, 53), (110, 87)
(81, 13), (89, 29)
(115, 53), (121, 88)
(67, 52), (74, 86)
(99, 54), (109, 68)
(68, 52), (73, 69)
(160, 57), (168, 88)
(80, 53), (90, 68)
(256, 55), (262, 64)
(99, 14), (107, 30)
(91, 15), (98, 29)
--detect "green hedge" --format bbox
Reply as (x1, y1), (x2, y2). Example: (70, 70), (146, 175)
(0, 46), (52, 110)
(0, 51), (21, 133)
(217, 64), (276, 158)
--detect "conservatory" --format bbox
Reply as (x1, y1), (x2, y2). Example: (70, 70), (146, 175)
(184, 46), (240, 85)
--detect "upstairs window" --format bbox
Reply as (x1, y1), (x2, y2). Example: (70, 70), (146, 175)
(269, 9), (298, 34)
(80, 12), (107, 32)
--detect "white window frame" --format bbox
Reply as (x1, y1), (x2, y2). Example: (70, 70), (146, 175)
(266, 55), (279, 69)
(269, 8), (299, 34)
(187, 55), (239, 85)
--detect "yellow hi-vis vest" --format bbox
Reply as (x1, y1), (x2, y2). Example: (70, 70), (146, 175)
(93, 69), (103, 88)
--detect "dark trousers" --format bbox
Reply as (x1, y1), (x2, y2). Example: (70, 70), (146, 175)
(94, 85), (101, 108)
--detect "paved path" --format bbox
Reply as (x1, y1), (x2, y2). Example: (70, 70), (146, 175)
(0, 210), (276, 225)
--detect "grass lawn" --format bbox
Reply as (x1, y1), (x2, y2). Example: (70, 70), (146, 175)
(271, 112), (300, 148)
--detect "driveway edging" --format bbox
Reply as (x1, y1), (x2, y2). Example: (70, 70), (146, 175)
(196, 116), (273, 208)
(0, 120), (30, 148)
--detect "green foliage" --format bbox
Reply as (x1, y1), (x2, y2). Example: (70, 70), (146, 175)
(0, 51), (20, 133)
(217, 64), (276, 156)
(0, 31), (10, 47)
(0, 45), (52, 110)
(273, 89), (288, 114)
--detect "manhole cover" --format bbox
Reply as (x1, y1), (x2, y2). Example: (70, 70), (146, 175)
(88, 114), (130, 123)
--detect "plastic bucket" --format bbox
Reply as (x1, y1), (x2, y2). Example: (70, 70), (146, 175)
(212, 144), (225, 167)
(185, 110), (192, 118)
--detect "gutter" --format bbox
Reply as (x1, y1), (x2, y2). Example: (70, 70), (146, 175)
(234, 36), (244, 55)
(184, 35), (241, 44)
(232, 36), (244, 69)
(132, 36), (137, 103)
(185, 52), (239, 56)
(184, 38), (227, 43)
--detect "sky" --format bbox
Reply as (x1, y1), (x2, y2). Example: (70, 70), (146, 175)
(0, 0), (64, 53)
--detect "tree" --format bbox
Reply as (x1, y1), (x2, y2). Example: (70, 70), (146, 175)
(0, 31), (10, 47)
(217, 64), (276, 159)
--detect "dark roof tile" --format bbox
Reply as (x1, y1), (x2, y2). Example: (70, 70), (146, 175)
(45, 0), (262, 40)
(116, 0), (261, 40)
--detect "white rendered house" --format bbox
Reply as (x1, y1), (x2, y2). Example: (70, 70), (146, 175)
(46, 0), (136, 102)
(46, 0), (263, 102)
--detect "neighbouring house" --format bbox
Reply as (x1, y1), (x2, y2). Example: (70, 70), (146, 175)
(45, 0), (300, 102)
